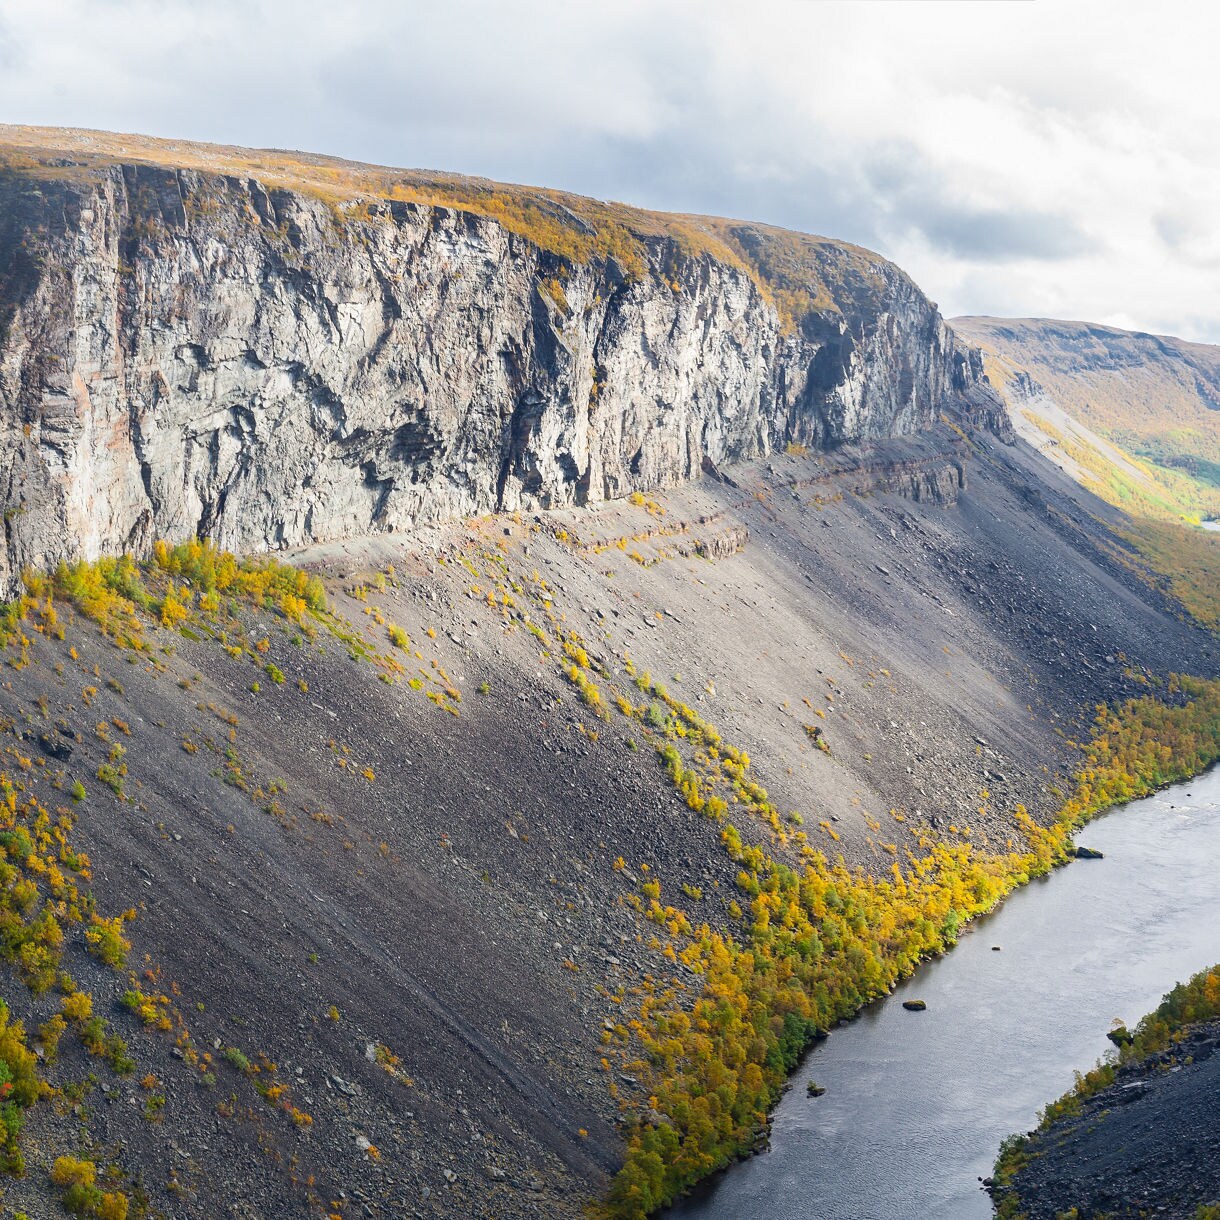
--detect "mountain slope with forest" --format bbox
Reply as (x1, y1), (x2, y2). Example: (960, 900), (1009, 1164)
(952, 315), (1220, 630)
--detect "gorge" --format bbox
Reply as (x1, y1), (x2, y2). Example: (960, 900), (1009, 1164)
(0, 125), (1215, 1220)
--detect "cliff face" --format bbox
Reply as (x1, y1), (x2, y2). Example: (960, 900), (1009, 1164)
(0, 148), (990, 593)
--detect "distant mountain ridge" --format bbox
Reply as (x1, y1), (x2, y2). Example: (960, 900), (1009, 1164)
(951, 315), (1220, 518)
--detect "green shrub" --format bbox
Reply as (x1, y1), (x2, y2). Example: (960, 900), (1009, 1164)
(223, 1047), (251, 1073)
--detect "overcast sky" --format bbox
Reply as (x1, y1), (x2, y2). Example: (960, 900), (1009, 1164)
(1, 0), (1217, 341)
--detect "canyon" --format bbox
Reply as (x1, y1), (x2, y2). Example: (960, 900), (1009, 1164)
(0, 127), (1215, 1220)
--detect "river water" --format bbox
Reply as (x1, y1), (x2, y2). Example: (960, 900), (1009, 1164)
(668, 767), (1220, 1220)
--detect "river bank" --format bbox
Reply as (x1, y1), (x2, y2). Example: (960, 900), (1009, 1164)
(992, 1010), (1220, 1218)
(666, 764), (1220, 1220)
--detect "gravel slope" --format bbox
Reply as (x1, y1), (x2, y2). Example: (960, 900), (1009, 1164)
(0, 425), (1214, 1218)
(994, 1021), (1220, 1218)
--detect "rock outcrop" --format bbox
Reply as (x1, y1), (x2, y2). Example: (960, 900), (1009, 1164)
(0, 135), (996, 594)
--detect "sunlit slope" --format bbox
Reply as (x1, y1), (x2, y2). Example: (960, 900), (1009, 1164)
(951, 315), (1220, 632)
(952, 315), (1220, 522)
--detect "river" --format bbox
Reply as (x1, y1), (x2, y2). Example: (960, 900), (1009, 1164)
(667, 766), (1220, 1220)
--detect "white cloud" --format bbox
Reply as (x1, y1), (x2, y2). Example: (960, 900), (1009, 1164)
(1, 0), (1218, 340)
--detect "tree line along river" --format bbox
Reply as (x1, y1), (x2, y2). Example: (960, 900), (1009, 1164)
(667, 766), (1220, 1220)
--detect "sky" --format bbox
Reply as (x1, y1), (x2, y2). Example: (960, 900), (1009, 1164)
(1, 0), (1218, 341)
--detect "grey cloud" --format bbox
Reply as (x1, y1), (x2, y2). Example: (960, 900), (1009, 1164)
(1153, 209), (1220, 269)
(0, 17), (21, 69)
(915, 205), (1096, 262)
(1155, 211), (1194, 248)
(863, 147), (1097, 262)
